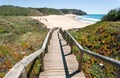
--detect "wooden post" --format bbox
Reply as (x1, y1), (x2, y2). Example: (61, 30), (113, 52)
(66, 34), (69, 45)
(48, 30), (52, 45)
(48, 36), (50, 45)
(70, 39), (73, 54)
(117, 68), (120, 78)
(59, 28), (62, 34)
(65, 32), (67, 40)
(45, 44), (48, 53)
(27, 58), (37, 78)
(63, 31), (65, 39)
(19, 69), (27, 78)
(78, 52), (84, 71)
(40, 52), (44, 71)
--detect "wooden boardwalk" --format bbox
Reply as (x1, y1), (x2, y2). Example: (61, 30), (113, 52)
(39, 30), (85, 78)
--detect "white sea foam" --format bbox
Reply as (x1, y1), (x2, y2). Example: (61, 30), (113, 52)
(76, 14), (105, 22)
(77, 16), (100, 22)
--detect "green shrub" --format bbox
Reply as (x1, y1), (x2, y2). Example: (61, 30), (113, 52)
(102, 9), (120, 21)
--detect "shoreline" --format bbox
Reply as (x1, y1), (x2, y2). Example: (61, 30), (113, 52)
(32, 14), (95, 30)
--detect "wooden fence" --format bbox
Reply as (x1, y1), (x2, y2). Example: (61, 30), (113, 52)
(60, 29), (120, 78)
(4, 28), (54, 78)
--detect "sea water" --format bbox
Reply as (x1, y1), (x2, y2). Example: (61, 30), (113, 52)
(77, 14), (105, 22)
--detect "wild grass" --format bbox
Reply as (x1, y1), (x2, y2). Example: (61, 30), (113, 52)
(0, 16), (48, 77)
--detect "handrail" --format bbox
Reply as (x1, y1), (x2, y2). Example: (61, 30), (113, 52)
(4, 29), (53, 78)
(66, 31), (120, 67)
(60, 29), (120, 78)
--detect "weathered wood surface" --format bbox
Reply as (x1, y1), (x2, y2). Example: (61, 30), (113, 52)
(39, 30), (85, 78)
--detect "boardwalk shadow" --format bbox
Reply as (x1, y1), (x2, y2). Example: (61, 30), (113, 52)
(59, 39), (80, 78)
(65, 52), (71, 56)
(70, 70), (80, 77)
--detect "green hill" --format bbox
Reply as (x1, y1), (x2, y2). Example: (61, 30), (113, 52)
(36, 8), (87, 15)
(60, 9), (87, 15)
(0, 5), (87, 16)
(36, 8), (64, 15)
(0, 5), (43, 16)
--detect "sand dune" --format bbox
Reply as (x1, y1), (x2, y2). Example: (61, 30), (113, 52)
(32, 14), (95, 30)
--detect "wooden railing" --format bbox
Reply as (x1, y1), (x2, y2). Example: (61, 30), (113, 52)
(60, 29), (120, 78)
(4, 28), (120, 78)
(4, 29), (54, 78)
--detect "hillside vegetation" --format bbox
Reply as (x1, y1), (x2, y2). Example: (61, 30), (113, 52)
(36, 8), (87, 15)
(102, 8), (120, 21)
(0, 16), (48, 77)
(0, 5), (43, 16)
(71, 21), (120, 59)
(36, 8), (63, 15)
(60, 9), (87, 15)
(0, 5), (87, 16)
(70, 8), (120, 78)
(70, 21), (120, 78)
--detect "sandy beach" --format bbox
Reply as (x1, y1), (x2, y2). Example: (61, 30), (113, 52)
(32, 14), (95, 30)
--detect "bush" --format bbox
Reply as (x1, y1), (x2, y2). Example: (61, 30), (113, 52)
(102, 9), (120, 21)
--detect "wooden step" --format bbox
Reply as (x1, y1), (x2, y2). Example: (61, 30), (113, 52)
(39, 29), (85, 78)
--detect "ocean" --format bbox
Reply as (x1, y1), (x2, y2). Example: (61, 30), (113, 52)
(77, 14), (105, 22)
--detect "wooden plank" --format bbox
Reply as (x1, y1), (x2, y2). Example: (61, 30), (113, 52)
(39, 30), (85, 78)
(40, 30), (65, 78)
(61, 38), (85, 78)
